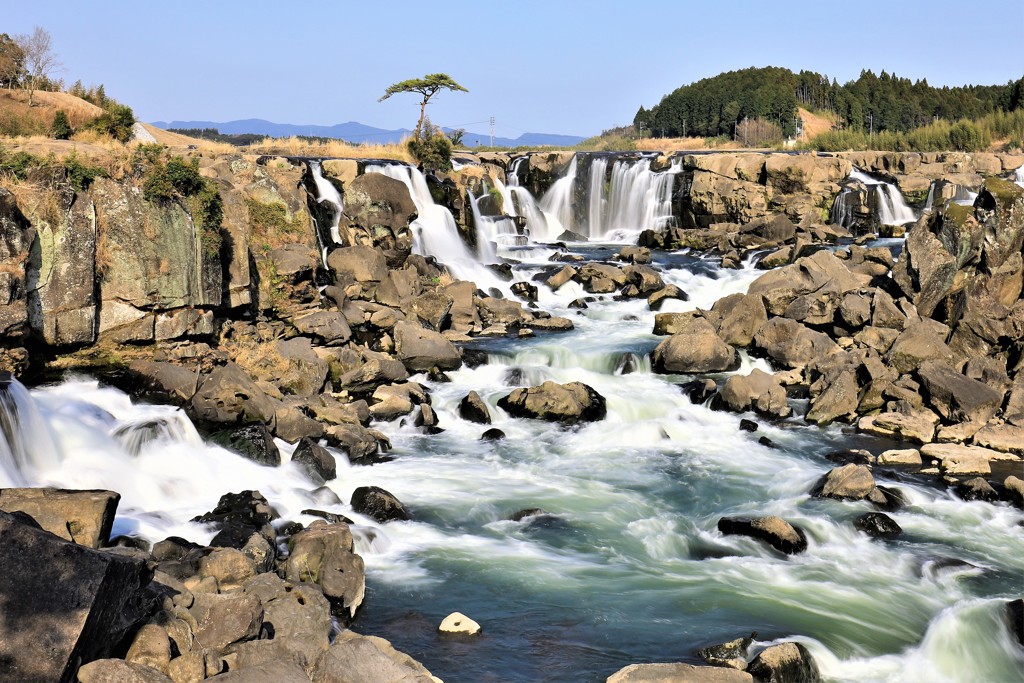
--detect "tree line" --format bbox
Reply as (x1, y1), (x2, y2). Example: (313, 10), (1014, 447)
(635, 66), (1024, 139)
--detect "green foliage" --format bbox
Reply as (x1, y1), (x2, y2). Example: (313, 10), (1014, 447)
(407, 127), (453, 172)
(84, 103), (135, 143)
(447, 128), (466, 146)
(641, 66), (1024, 140)
(245, 197), (306, 251)
(0, 148), (39, 180)
(167, 127), (264, 145)
(50, 109), (72, 139)
(804, 109), (1022, 152)
(140, 150), (223, 257)
(62, 151), (105, 191)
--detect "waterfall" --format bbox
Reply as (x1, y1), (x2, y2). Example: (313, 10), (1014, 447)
(0, 374), (61, 487)
(602, 157), (679, 241)
(364, 164), (502, 290)
(923, 182), (936, 212)
(538, 156), (578, 241)
(112, 412), (204, 457)
(951, 186), (978, 206)
(309, 161), (343, 245)
(1014, 164), (1024, 189)
(502, 157), (562, 243)
(587, 157), (608, 239)
(468, 179), (523, 261)
(849, 169), (917, 226)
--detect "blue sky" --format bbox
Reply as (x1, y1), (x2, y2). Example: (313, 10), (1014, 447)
(6, 1), (1023, 137)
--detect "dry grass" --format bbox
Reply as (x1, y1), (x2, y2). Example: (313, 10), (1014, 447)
(0, 89), (104, 129)
(141, 124), (238, 155)
(797, 108), (836, 141)
(634, 136), (747, 151)
(245, 136), (412, 161)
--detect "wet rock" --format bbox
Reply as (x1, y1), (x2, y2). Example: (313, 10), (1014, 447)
(615, 246), (651, 264)
(190, 363), (277, 425)
(758, 436), (776, 448)
(858, 411), (938, 445)
(511, 281), (538, 302)
(127, 361), (200, 404)
(647, 285), (688, 311)
(739, 419), (759, 432)
(652, 317), (738, 374)
(607, 663), (754, 682)
(497, 380), (607, 424)
(877, 449), (922, 467)
(546, 265), (578, 290)
(414, 403), (440, 432)
(291, 438), (337, 483)
(284, 522), (364, 620)
(191, 491), (277, 544)
(459, 390), (491, 424)
(210, 424), (281, 467)
(481, 428), (506, 441)
(1007, 599), (1024, 647)
(868, 485), (906, 512)
(697, 632), (755, 670)
(921, 443), (1002, 476)
(747, 642), (821, 683)
(0, 488), (119, 549)
(1003, 476), (1024, 508)
(0, 511), (157, 683)
(439, 611), (481, 636)
(814, 464), (876, 501)
(681, 378), (717, 404)
(718, 516), (808, 554)
(955, 477), (1000, 503)
(350, 486), (410, 523)
(854, 512), (902, 538)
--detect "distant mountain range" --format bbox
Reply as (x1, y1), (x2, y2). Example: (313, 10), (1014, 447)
(148, 118), (586, 148)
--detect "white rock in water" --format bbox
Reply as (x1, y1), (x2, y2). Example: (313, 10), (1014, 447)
(439, 611), (481, 635)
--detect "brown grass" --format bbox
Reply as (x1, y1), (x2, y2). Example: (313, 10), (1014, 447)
(634, 136), (746, 151)
(797, 108), (836, 142)
(0, 89), (104, 129)
(245, 136), (412, 161)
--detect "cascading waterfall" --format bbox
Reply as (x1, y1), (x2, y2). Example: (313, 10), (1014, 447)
(309, 161), (343, 245)
(1014, 163), (1024, 189)
(501, 157), (563, 243)
(364, 164), (504, 291)
(538, 156), (578, 239)
(923, 181), (937, 212)
(0, 374), (61, 487)
(587, 157), (609, 239)
(832, 169), (916, 229)
(850, 169), (917, 226)
(467, 179), (522, 261)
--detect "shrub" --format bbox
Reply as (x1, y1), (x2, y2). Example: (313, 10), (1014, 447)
(407, 131), (453, 172)
(51, 109), (72, 140)
(63, 151), (105, 191)
(84, 103), (136, 143)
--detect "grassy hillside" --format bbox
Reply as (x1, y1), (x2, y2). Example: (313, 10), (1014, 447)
(0, 89), (104, 136)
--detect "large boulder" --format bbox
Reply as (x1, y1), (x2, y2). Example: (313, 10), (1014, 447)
(190, 363), (277, 425)
(311, 630), (437, 683)
(392, 321), (462, 372)
(188, 592), (263, 651)
(747, 250), (867, 316)
(708, 293), (768, 347)
(497, 381), (607, 424)
(717, 369), (791, 418)
(753, 318), (840, 371)
(858, 411), (938, 444)
(886, 320), (954, 374)
(916, 360), (1004, 425)
(327, 245), (388, 285)
(459, 391), (492, 424)
(350, 486), (411, 523)
(651, 316), (738, 374)
(718, 516), (808, 554)
(0, 488), (119, 548)
(0, 511), (156, 683)
(747, 642), (821, 683)
(814, 464), (876, 501)
(284, 521), (365, 620)
(338, 172), (417, 253)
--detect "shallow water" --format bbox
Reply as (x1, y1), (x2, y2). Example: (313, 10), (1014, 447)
(2, 243), (1022, 683)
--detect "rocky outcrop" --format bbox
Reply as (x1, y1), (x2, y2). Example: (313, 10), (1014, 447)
(652, 315), (738, 373)
(497, 380), (607, 424)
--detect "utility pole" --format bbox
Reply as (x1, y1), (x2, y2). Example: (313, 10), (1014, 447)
(682, 118), (686, 138)
(489, 116), (495, 147)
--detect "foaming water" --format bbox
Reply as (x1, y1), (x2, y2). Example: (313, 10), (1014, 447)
(4, 247), (1022, 682)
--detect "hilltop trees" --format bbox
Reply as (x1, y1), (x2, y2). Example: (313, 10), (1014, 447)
(0, 34), (25, 90)
(15, 26), (60, 106)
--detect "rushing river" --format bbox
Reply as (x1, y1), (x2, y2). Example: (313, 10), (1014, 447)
(2, 242), (1022, 683)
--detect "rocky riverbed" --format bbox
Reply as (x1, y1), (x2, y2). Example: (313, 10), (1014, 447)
(0, 148), (1021, 682)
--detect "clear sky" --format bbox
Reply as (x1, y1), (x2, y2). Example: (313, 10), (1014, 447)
(6, 1), (1023, 138)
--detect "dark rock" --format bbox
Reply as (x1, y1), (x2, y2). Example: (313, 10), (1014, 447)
(292, 437), (337, 483)
(301, 509), (354, 525)
(824, 449), (875, 466)
(190, 362), (277, 425)
(955, 477), (1000, 503)
(869, 485), (907, 512)
(210, 424), (281, 467)
(351, 486), (410, 523)
(718, 516), (808, 554)
(191, 490), (277, 540)
(511, 281), (538, 302)
(0, 511), (156, 683)
(747, 642), (821, 682)
(568, 298), (589, 309)
(681, 378), (717, 404)
(427, 367), (451, 383)
(854, 512), (902, 538)
(459, 391), (491, 424)
(739, 419), (759, 432)
(697, 632), (756, 670)
(481, 428), (505, 441)
(151, 536), (202, 563)
(614, 353), (640, 375)
(509, 508), (546, 522)
(758, 436), (776, 448)
(1007, 599), (1024, 647)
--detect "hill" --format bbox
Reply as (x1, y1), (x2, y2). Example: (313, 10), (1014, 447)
(0, 90), (104, 136)
(150, 118), (585, 148)
(636, 66), (1024, 139)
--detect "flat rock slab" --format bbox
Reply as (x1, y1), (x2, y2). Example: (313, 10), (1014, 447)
(0, 488), (120, 548)
(607, 662), (754, 682)
(921, 443), (1011, 476)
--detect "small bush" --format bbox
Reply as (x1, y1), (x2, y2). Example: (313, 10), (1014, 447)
(84, 103), (136, 143)
(407, 121), (453, 172)
(63, 151), (106, 191)
(51, 110), (72, 140)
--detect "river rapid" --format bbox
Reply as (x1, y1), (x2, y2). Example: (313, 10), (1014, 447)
(3, 240), (1023, 683)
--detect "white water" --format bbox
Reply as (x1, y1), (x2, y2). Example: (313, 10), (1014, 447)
(3, 244), (1021, 681)
(849, 169), (917, 226)
(467, 179), (523, 263)
(364, 164), (506, 292)
(1014, 164), (1024, 189)
(501, 157), (564, 243)
(309, 161), (343, 245)
(587, 157), (609, 239)
(538, 156), (578, 239)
